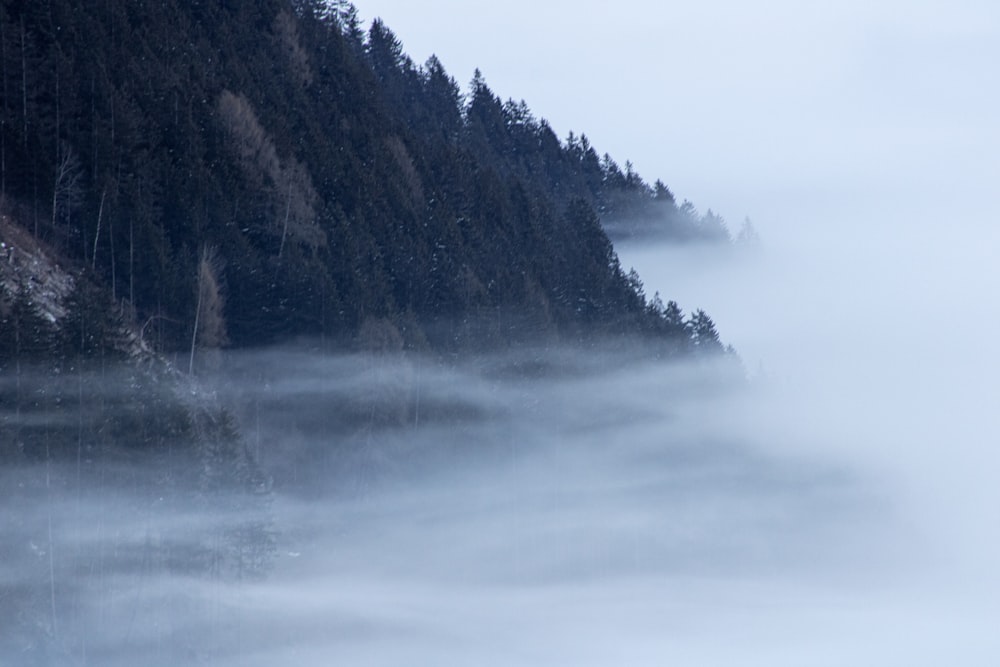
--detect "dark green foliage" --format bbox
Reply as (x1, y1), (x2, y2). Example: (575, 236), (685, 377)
(54, 274), (128, 361)
(688, 309), (724, 354)
(0, 0), (723, 355)
(0, 284), (54, 366)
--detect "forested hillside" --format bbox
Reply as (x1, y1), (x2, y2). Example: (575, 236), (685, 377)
(0, 0), (728, 359)
(0, 4), (741, 654)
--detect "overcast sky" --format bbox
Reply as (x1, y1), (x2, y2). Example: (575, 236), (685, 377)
(354, 0), (1000, 234)
(7, 6), (1000, 662)
(346, 1), (1000, 610)
(266, 7), (1000, 660)
(349, 0), (1000, 391)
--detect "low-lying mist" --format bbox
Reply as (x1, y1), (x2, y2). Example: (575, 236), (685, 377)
(5, 225), (1000, 664)
(0, 340), (949, 665)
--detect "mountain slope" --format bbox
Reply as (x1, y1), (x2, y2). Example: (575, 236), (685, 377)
(0, 0), (725, 357)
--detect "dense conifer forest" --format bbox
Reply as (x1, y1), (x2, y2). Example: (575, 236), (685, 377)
(0, 0), (739, 468)
(0, 4), (747, 657)
(0, 0), (729, 355)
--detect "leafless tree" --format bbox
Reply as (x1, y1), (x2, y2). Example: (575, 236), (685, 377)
(52, 144), (83, 229)
(189, 245), (228, 375)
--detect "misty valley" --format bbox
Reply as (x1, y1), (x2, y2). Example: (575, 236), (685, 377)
(4, 0), (1000, 663)
(1, 342), (896, 666)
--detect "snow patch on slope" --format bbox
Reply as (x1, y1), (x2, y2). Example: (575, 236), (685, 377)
(0, 214), (75, 323)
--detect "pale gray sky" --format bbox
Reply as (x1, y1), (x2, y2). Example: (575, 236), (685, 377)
(349, 7), (1000, 639)
(354, 0), (1000, 387)
(6, 6), (1000, 664)
(355, 0), (1000, 235)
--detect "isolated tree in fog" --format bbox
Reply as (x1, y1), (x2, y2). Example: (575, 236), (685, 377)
(699, 209), (730, 243)
(689, 309), (723, 354)
(736, 217), (760, 246)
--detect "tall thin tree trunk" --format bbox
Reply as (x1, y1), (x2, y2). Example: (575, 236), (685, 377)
(190, 258), (203, 375)
(92, 188), (105, 269)
(91, 77), (97, 176)
(20, 18), (26, 151)
(13, 354), (20, 456)
(76, 364), (83, 506)
(278, 182), (292, 261)
(52, 70), (59, 228)
(109, 214), (115, 301)
(129, 216), (134, 306)
(1, 10), (8, 200)
(46, 443), (58, 638)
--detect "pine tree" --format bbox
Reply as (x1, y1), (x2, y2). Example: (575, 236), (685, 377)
(55, 274), (127, 362)
(662, 300), (685, 333)
(689, 309), (723, 354)
(654, 179), (675, 205)
(736, 217), (760, 246)
(0, 283), (53, 366)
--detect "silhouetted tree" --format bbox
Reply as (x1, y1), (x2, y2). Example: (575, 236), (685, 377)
(689, 309), (723, 354)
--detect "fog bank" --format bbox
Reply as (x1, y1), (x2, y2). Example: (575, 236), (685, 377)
(8, 329), (991, 665)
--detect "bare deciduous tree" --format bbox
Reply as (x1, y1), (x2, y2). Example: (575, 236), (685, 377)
(189, 245), (227, 375)
(52, 145), (83, 229)
(385, 135), (424, 206)
(216, 90), (325, 255)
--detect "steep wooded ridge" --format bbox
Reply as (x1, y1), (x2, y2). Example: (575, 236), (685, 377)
(0, 0), (731, 360)
(1, 4), (740, 648)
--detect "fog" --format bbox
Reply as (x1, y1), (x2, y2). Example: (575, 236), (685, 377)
(7, 270), (1000, 666)
(6, 3), (1000, 661)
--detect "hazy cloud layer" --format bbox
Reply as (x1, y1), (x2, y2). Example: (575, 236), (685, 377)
(5, 332), (985, 665)
(5, 3), (1000, 662)
(356, 0), (1000, 231)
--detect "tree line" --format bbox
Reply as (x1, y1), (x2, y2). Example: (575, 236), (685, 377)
(0, 0), (729, 359)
